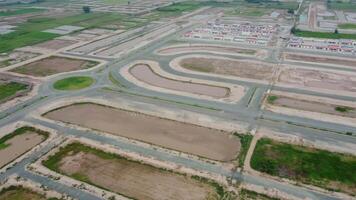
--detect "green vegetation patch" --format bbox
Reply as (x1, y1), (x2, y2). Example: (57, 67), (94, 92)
(328, 1), (356, 11)
(0, 185), (55, 200)
(239, 189), (279, 200)
(0, 8), (44, 17)
(338, 23), (356, 29)
(267, 95), (278, 104)
(0, 81), (28, 102)
(53, 76), (94, 91)
(335, 106), (354, 113)
(234, 133), (253, 168)
(0, 126), (49, 150)
(293, 29), (356, 39)
(251, 138), (356, 194)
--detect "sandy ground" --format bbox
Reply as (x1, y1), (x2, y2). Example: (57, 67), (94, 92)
(179, 56), (275, 81)
(130, 64), (229, 98)
(0, 131), (45, 168)
(284, 53), (356, 68)
(278, 67), (356, 93)
(156, 43), (258, 56)
(121, 60), (246, 103)
(34, 39), (77, 50)
(10, 56), (97, 77)
(272, 96), (356, 118)
(44, 103), (241, 161)
(59, 151), (218, 200)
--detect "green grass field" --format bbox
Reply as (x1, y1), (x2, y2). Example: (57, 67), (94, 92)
(234, 133), (253, 167)
(338, 23), (356, 29)
(0, 81), (28, 102)
(293, 29), (356, 39)
(53, 76), (94, 91)
(0, 8), (44, 16)
(328, 2), (356, 11)
(251, 138), (356, 194)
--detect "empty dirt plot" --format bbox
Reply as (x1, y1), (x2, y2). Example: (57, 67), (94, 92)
(0, 186), (48, 200)
(157, 44), (257, 56)
(267, 95), (356, 118)
(284, 53), (356, 67)
(278, 68), (356, 93)
(10, 56), (98, 77)
(179, 56), (274, 81)
(43, 142), (232, 200)
(34, 39), (77, 50)
(130, 64), (230, 98)
(44, 103), (241, 161)
(0, 127), (48, 168)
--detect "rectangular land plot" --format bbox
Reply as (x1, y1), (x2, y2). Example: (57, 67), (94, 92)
(0, 80), (29, 103)
(0, 127), (48, 168)
(0, 186), (48, 200)
(43, 142), (230, 200)
(251, 138), (356, 195)
(34, 39), (77, 50)
(11, 56), (98, 77)
(267, 95), (356, 118)
(44, 103), (241, 161)
(284, 53), (356, 67)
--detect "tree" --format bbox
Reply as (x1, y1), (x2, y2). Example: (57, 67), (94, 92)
(83, 6), (91, 13)
(288, 8), (294, 14)
(334, 28), (339, 34)
(291, 26), (297, 34)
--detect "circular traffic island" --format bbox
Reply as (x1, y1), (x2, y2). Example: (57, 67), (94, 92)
(53, 76), (94, 91)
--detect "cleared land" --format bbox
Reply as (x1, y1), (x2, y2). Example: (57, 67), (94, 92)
(239, 189), (278, 200)
(0, 81), (29, 103)
(34, 39), (76, 50)
(157, 45), (256, 55)
(44, 103), (241, 161)
(179, 57), (274, 81)
(11, 56), (98, 77)
(278, 68), (356, 93)
(43, 142), (232, 200)
(53, 76), (94, 91)
(251, 138), (356, 195)
(130, 64), (229, 98)
(338, 23), (356, 30)
(284, 53), (356, 67)
(0, 127), (48, 168)
(267, 95), (356, 118)
(0, 186), (49, 200)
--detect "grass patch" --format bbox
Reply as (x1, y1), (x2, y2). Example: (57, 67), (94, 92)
(293, 29), (356, 39)
(335, 106), (354, 113)
(0, 185), (56, 200)
(0, 81), (28, 102)
(267, 95), (278, 104)
(328, 1), (356, 11)
(234, 133), (253, 168)
(0, 126), (49, 151)
(0, 8), (44, 16)
(53, 76), (94, 91)
(251, 138), (356, 194)
(338, 23), (356, 29)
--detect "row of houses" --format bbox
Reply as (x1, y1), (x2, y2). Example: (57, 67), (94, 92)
(183, 22), (276, 46)
(288, 37), (356, 53)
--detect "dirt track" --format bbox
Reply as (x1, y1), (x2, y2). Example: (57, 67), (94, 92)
(179, 57), (274, 80)
(285, 53), (356, 67)
(59, 150), (218, 200)
(11, 56), (97, 77)
(44, 103), (241, 161)
(0, 131), (45, 168)
(130, 64), (229, 98)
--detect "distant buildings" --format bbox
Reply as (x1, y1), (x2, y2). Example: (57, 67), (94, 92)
(288, 37), (356, 54)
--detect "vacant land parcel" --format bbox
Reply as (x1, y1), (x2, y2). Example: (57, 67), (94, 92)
(179, 56), (274, 81)
(44, 103), (241, 161)
(43, 142), (232, 200)
(0, 127), (48, 168)
(251, 138), (356, 195)
(0, 185), (50, 200)
(11, 56), (98, 77)
(284, 53), (356, 67)
(0, 80), (29, 103)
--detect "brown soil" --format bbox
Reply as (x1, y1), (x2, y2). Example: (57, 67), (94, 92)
(130, 64), (229, 98)
(285, 53), (356, 67)
(59, 151), (218, 200)
(271, 96), (356, 118)
(158, 45), (256, 55)
(0, 131), (45, 168)
(44, 103), (241, 161)
(0, 186), (46, 200)
(179, 57), (274, 80)
(34, 39), (76, 50)
(278, 68), (356, 92)
(11, 56), (97, 77)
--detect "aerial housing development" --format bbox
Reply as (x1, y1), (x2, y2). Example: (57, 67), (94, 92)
(0, 0), (355, 200)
